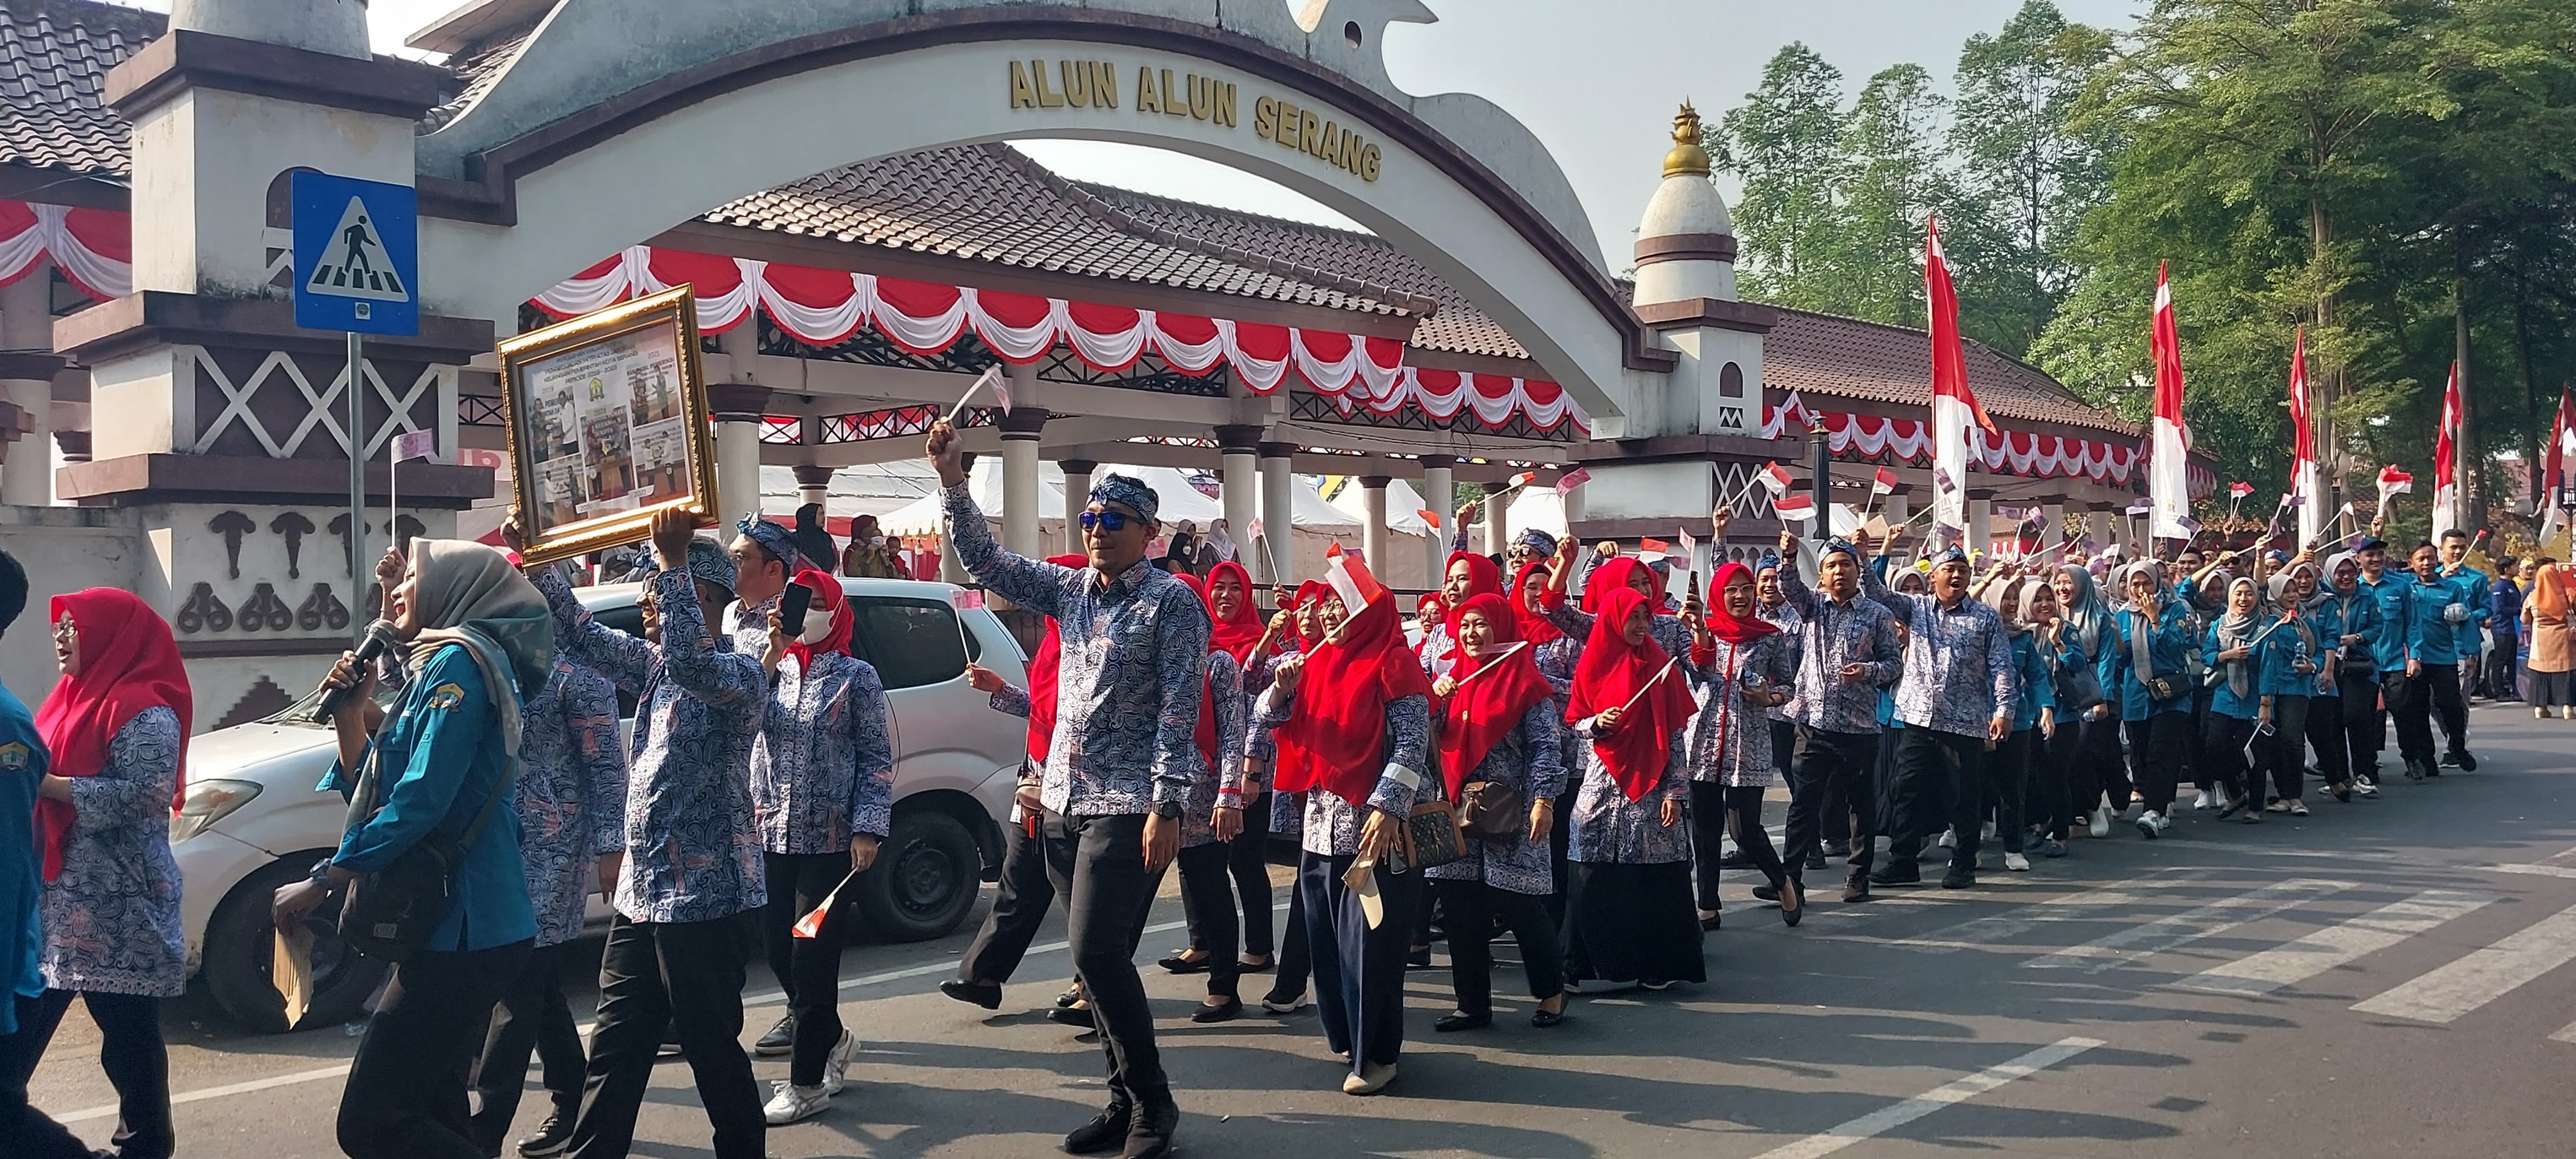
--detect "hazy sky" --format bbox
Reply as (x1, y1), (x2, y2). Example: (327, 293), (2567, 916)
(114, 0), (2144, 259)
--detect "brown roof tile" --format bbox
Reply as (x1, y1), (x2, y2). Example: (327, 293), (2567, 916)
(1760, 306), (2137, 436)
(0, 0), (158, 179)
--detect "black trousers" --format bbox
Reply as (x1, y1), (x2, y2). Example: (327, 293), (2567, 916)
(1432, 879), (1562, 1017)
(1174, 842), (1243, 999)
(0, 994), (90, 1159)
(1266, 866), (1313, 1004)
(13, 988), (173, 1159)
(2124, 712), (2190, 813)
(1783, 727), (1879, 882)
(958, 813), (1056, 986)
(1689, 780), (1787, 909)
(1302, 853), (1422, 1072)
(469, 941), (587, 1153)
(5, 989), (171, 1159)
(2340, 664), (2386, 775)
(1040, 810), (1172, 1115)
(2187, 686), (2216, 791)
(1767, 719), (1840, 850)
(2307, 693), (2351, 788)
(567, 913), (764, 1159)
(2261, 696), (2310, 803)
(763, 851), (853, 1086)
(1887, 728), (1988, 871)
(1988, 729), (2032, 854)
(2486, 638), (2521, 699)
(2385, 666), (2467, 766)
(2201, 710), (2259, 803)
(2029, 723), (2074, 840)
(341, 940), (533, 1159)
(1224, 795), (1275, 958)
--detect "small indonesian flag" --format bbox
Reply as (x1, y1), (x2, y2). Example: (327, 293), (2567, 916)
(392, 429), (437, 462)
(1755, 462), (1794, 497)
(1246, 517), (1263, 542)
(1872, 466), (1901, 496)
(2126, 497), (2155, 516)
(791, 870), (861, 940)
(1772, 493), (1817, 523)
(1325, 548), (1386, 614)
(952, 588), (986, 610)
(2229, 481), (2254, 498)
(1554, 467), (1592, 496)
(1639, 537), (1671, 556)
(1510, 471), (1537, 490)
(2282, 493), (2306, 508)
(1677, 528), (1698, 558)
(1933, 465), (1959, 494)
(2378, 464), (2413, 499)
(1418, 508), (1441, 530)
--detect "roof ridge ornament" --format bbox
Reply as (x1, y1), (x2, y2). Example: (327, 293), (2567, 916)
(1663, 101), (1711, 179)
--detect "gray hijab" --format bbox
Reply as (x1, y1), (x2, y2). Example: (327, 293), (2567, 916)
(405, 539), (555, 756)
(2056, 563), (2111, 657)
(2215, 576), (2261, 700)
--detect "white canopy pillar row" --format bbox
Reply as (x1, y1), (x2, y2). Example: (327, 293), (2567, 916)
(1482, 480), (1511, 557)
(0, 274), (58, 506)
(1359, 474), (1391, 579)
(708, 384), (771, 535)
(1058, 458), (1095, 553)
(1215, 425), (1261, 583)
(1422, 455), (1455, 578)
(1258, 441), (1296, 587)
(1967, 495), (1993, 559)
(790, 463), (832, 513)
(2091, 508), (2122, 557)
(996, 407), (1048, 558)
(2042, 502), (2068, 553)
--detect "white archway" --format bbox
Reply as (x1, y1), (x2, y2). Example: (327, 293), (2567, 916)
(411, 5), (1653, 420)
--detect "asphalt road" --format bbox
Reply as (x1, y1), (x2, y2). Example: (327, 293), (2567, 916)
(30, 699), (2576, 1158)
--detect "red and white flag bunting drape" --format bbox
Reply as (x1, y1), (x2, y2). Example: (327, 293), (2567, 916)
(533, 246), (1590, 433)
(1759, 398), (2158, 488)
(0, 199), (131, 300)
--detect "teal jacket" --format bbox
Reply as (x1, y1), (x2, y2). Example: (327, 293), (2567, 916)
(323, 644), (537, 952)
(0, 685), (44, 1032)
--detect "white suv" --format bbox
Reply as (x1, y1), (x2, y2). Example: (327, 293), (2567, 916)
(171, 577), (1028, 1032)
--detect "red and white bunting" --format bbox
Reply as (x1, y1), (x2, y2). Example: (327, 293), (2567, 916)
(1758, 403), (2146, 488)
(0, 198), (130, 300)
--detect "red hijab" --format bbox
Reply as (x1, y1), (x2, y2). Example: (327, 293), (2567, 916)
(1436, 593), (1554, 797)
(34, 588), (192, 881)
(1581, 555), (1652, 615)
(783, 568), (851, 669)
(1290, 582), (1326, 647)
(1438, 551), (1505, 636)
(1175, 573), (1222, 769)
(1022, 554), (1091, 766)
(1203, 561), (1266, 662)
(1510, 561), (1565, 646)
(1275, 592), (1434, 804)
(1701, 562), (1779, 646)
(1565, 587), (1696, 802)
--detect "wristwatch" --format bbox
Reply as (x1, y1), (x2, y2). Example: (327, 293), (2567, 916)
(1153, 800), (1183, 820)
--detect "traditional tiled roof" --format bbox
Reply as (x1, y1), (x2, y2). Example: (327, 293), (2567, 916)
(0, 0), (158, 179)
(1761, 306), (2136, 436)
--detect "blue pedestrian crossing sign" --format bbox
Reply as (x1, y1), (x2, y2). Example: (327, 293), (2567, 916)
(291, 171), (418, 336)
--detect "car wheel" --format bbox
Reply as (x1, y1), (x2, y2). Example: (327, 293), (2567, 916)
(203, 858), (389, 1034)
(849, 810), (980, 942)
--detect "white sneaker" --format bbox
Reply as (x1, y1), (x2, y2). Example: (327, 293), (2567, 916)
(762, 1080), (831, 1125)
(2004, 853), (2031, 871)
(2192, 789), (2214, 810)
(2088, 806), (2111, 839)
(820, 1029), (859, 1095)
(2135, 810), (2166, 839)
(1342, 1061), (1397, 1095)
(1939, 828), (1956, 849)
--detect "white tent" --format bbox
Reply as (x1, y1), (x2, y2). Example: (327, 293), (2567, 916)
(1328, 476), (1435, 536)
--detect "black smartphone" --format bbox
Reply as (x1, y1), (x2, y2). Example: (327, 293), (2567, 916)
(779, 580), (814, 633)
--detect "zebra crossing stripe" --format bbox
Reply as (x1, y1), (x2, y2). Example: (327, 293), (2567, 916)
(2024, 879), (2350, 973)
(2353, 899), (2576, 1023)
(1749, 1037), (2103, 1159)
(2175, 890), (2492, 996)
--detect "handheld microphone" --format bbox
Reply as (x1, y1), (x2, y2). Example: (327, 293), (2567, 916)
(314, 620), (402, 723)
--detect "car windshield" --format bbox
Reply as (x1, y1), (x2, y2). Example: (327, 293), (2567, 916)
(262, 674), (399, 728)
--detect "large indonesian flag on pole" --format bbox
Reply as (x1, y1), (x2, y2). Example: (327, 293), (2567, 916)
(2148, 262), (2194, 541)
(2543, 387), (2575, 542)
(2432, 362), (2461, 540)
(2288, 328), (2323, 546)
(1927, 216), (1998, 544)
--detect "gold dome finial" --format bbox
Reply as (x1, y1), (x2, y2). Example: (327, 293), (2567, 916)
(1663, 100), (1710, 178)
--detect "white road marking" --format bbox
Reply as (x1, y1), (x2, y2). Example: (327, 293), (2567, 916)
(2024, 880), (2350, 973)
(2548, 1019), (2576, 1044)
(1746, 1036), (2103, 1159)
(2488, 863), (2576, 880)
(1880, 880), (2191, 955)
(2352, 899), (2576, 1023)
(2175, 890), (2491, 996)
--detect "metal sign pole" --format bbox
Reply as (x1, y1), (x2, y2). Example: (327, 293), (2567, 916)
(348, 329), (366, 644)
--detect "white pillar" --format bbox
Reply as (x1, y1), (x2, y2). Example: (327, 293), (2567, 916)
(2091, 508), (2120, 555)
(0, 274), (54, 506)
(1483, 484), (1510, 556)
(714, 420), (760, 532)
(999, 412), (1044, 558)
(1217, 433), (1258, 581)
(1422, 457), (1454, 577)
(1060, 458), (1093, 549)
(1360, 474), (1391, 578)
(1259, 445), (1294, 583)
(2042, 501), (2067, 553)
(1966, 496), (1993, 559)
(791, 463), (831, 512)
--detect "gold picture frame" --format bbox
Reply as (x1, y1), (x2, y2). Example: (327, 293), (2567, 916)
(496, 285), (715, 568)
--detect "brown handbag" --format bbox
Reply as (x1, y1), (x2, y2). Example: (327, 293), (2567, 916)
(1397, 789), (1467, 872)
(1455, 779), (1524, 842)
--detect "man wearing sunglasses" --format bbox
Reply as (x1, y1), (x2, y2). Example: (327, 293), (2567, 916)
(926, 419), (1207, 1159)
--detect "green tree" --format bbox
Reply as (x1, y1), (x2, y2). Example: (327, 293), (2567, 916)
(1830, 64), (1955, 328)
(1948, 1), (2116, 356)
(1711, 44), (1852, 309)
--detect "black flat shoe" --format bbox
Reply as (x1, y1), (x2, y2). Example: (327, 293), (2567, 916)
(1122, 1103), (1180, 1159)
(1750, 884), (1781, 902)
(1406, 946), (1434, 969)
(1157, 954), (1212, 975)
(1190, 997), (1243, 1023)
(1056, 985), (1083, 1008)
(1049, 1003), (1096, 1029)
(941, 978), (1004, 1010)
(1699, 911), (1722, 931)
(1531, 998), (1568, 1028)
(1779, 878), (1803, 928)
(1063, 1104), (1132, 1155)
(1237, 955), (1275, 972)
(516, 1108), (574, 1157)
(1433, 1010), (1491, 1032)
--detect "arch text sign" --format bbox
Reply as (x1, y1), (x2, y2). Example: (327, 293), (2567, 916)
(1006, 58), (1381, 182)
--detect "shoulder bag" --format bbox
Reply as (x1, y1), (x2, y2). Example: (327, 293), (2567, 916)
(337, 727), (515, 964)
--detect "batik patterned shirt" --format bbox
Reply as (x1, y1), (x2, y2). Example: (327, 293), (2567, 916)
(1687, 633), (1795, 788)
(542, 567), (767, 923)
(1424, 697), (1565, 894)
(1229, 644), (1304, 837)
(1862, 567), (2017, 738)
(754, 651), (895, 854)
(1251, 685), (1431, 857)
(1565, 712), (1690, 864)
(1771, 569), (1904, 734)
(946, 483), (1209, 816)
(515, 658), (627, 947)
(1180, 651), (1245, 849)
(39, 708), (185, 997)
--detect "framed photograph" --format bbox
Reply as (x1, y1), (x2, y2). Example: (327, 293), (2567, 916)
(496, 284), (714, 567)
